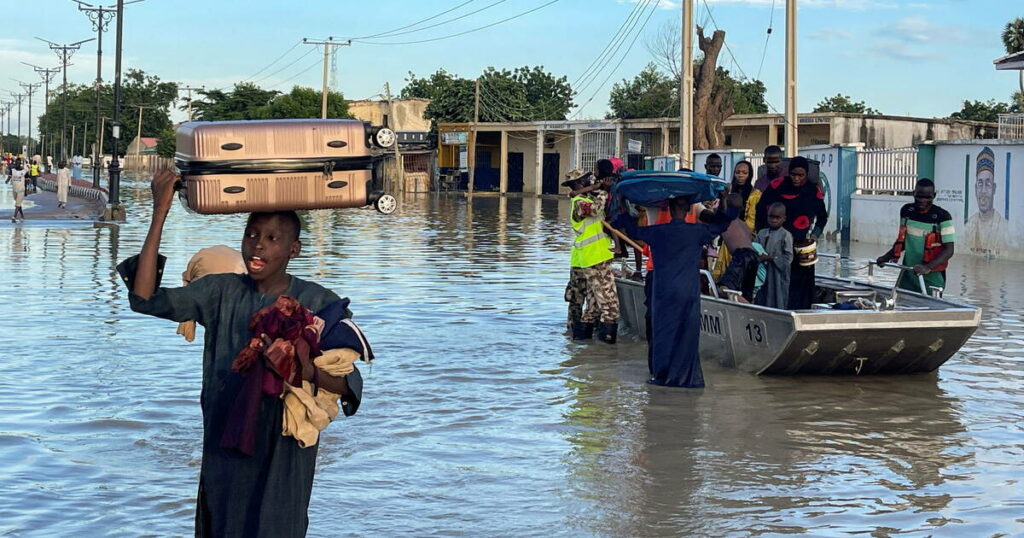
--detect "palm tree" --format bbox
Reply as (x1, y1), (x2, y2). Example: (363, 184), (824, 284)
(1003, 18), (1024, 93)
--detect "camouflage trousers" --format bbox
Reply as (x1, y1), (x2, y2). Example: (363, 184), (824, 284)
(564, 267), (587, 328)
(581, 260), (620, 323)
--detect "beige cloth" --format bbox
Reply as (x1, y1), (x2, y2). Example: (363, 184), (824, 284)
(176, 245), (247, 341)
(56, 168), (71, 205)
(280, 348), (361, 448)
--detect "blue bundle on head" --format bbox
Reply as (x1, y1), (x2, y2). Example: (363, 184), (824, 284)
(612, 170), (729, 208)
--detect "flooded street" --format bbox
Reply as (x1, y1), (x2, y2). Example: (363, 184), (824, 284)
(1, 175), (1021, 537)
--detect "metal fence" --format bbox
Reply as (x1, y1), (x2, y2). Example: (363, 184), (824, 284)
(123, 154), (172, 173)
(578, 131), (616, 171)
(855, 147), (917, 195)
(998, 113), (1024, 139)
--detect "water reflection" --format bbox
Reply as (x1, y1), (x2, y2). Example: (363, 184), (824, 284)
(0, 177), (1020, 536)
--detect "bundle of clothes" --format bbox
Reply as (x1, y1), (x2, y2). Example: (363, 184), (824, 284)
(223, 295), (373, 453)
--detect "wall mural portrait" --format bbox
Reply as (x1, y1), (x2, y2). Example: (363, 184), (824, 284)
(964, 146), (1009, 257)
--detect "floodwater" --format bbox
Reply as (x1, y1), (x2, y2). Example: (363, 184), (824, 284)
(0, 175), (1021, 537)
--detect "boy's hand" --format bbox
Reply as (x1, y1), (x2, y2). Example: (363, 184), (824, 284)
(151, 169), (179, 213)
(760, 253), (772, 262)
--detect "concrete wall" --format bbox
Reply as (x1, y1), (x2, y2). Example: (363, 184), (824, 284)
(830, 116), (980, 148)
(850, 194), (911, 246)
(348, 99), (431, 131)
(931, 140), (1024, 260)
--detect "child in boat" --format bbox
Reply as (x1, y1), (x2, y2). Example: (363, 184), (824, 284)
(614, 193), (736, 388)
(755, 202), (794, 309)
(119, 169), (364, 537)
(716, 193), (760, 302)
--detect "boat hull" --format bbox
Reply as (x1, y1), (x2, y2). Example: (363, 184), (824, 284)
(615, 276), (980, 375)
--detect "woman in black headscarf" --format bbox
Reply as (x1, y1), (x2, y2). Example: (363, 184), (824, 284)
(755, 156), (828, 309)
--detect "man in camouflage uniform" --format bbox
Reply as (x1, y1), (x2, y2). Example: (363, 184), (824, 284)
(564, 170), (592, 330)
(569, 168), (620, 343)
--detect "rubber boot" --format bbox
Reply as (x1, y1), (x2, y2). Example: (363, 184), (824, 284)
(572, 321), (595, 340)
(596, 321), (618, 344)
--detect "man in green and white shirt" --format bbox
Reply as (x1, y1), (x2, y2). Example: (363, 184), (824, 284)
(877, 178), (956, 293)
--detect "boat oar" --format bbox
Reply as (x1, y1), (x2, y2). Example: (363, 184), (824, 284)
(602, 221), (644, 252)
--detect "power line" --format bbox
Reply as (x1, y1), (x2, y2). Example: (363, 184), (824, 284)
(352, 0), (561, 46)
(573, 0), (654, 97)
(251, 46), (318, 85)
(349, 0), (485, 40)
(573, 0), (660, 118)
(755, 0), (776, 82)
(266, 56), (324, 89)
(572, 0), (649, 88)
(699, 0), (794, 130)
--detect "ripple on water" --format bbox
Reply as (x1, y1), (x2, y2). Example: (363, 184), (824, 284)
(0, 184), (1021, 535)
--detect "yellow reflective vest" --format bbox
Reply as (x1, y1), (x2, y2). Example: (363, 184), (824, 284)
(570, 194), (613, 268)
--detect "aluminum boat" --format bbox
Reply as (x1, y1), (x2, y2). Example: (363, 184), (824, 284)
(615, 259), (980, 375)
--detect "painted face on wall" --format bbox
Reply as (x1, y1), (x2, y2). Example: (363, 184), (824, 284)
(976, 169), (995, 214)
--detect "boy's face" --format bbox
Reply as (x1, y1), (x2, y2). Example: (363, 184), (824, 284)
(705, 157), (722, 177)
(241, 215), (301, 280)
(768, 208), (786, 229)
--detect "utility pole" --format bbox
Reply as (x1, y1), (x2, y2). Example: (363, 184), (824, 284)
(16, 81), (41, 156)
(178, 85), (203, 121)
(71, 125), (77, 159)
(2, 102), (11, 152)
(680, 0), (694, 170)
(83, 121), (89, 157)
(468, 77), (480, 195)
(11, 92), (26, 153)
(784, 0), (797, 156)
(23, 63), (60, 164)
(38, 36), (94, 161)
(384, 82), (404, 192)
(302, 37), (351, 119)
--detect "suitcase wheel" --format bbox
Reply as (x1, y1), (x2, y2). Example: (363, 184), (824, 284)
(374, 194), (397, 214)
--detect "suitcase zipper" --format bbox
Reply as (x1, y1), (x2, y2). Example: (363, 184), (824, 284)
(175, 156), (375, 176)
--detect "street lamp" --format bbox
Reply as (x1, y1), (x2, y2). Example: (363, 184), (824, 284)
(105, 0), (128, 221)
(74, 0), (143, 188)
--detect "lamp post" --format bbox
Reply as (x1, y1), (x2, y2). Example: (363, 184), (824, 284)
(104, 0), (127, 221)
(73, 1), (140, 187)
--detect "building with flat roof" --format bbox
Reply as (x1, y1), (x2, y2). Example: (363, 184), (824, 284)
(437, 113), (996, 195)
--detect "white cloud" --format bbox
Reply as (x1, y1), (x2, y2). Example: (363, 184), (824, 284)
(876, 15), (967, 44)
(808, 29), (854, 41)
(867, 41), (941, 62)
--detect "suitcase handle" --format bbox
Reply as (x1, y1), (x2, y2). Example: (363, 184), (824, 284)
(175, 156), (375, 176)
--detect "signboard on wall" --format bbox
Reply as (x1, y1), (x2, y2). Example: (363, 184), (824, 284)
(933, 142), (1023, 258)
(799, 146), (839, 237)
(627, 139), (643, 153)
(459, 145), (468, 172)
(443, 131), (468, 145)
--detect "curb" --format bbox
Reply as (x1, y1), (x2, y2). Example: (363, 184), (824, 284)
(38, 173), (109, 205)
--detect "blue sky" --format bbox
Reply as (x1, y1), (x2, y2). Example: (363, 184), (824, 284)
(0, 0), (1020, 132)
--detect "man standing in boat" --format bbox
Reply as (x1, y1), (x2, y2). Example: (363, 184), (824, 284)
(876, 178), (955, 294)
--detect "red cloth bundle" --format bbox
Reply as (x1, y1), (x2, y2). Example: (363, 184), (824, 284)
(231, 295), (321, 389)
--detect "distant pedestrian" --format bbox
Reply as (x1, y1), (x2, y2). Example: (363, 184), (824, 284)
(72, 154), (83, 181)
(6, 160), (27, 222)
(755, 202), (794, 309)
(28, 160), (40, 194)
(56, 160), (71, 209)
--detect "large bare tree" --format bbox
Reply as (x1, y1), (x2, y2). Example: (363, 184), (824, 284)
(644, 21), (731, 150)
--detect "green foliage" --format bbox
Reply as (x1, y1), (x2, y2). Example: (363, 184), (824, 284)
(401, 66), (574, 124)
(190, 83), (280, 121)
(190, 83), (350, 121)
(949, 99), (1018, 122)
(606, 64), (768, 119)
(813, 93), (880, 115)
(38, 68), (178, 157)
(1002, 17), (1024, 54)
(259, 86), (350, 119)
(156, 128), (176, 158)
(607, 63), (677, 119)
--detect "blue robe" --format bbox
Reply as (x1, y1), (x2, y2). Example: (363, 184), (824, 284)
(618, 212), (733, 387)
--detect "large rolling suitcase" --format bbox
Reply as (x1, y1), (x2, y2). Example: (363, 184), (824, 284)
(174, 119), (397, 215)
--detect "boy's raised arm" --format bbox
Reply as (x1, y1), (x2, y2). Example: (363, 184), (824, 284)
(133, 170), (178, 300)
